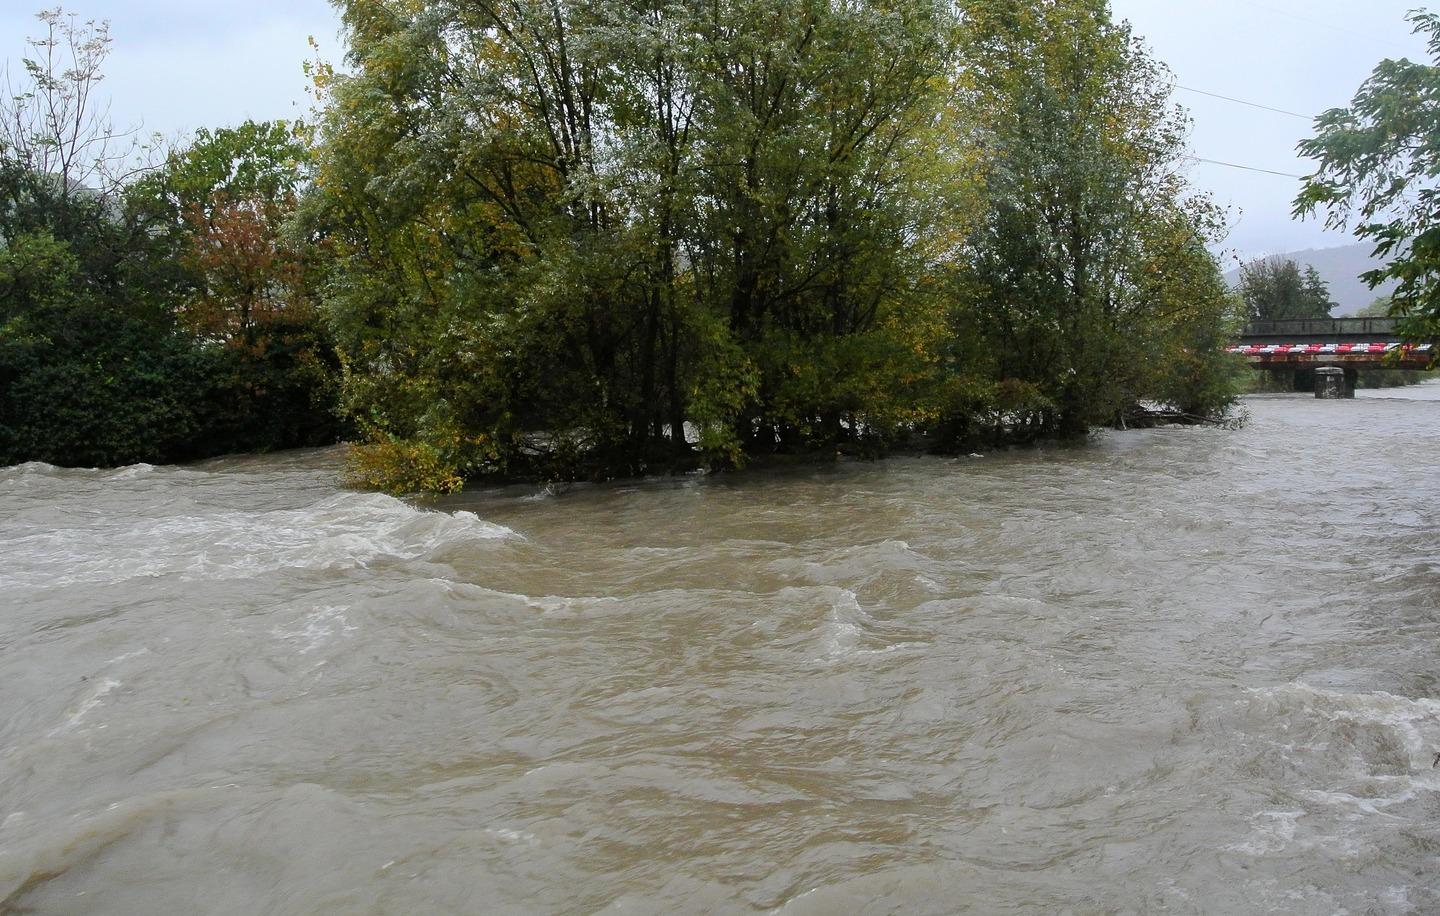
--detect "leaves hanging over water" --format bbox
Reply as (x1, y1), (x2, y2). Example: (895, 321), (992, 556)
(1295, 10), (1440, 358)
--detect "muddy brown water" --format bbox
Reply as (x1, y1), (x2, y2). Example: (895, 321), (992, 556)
(2, 386), (1439, 914)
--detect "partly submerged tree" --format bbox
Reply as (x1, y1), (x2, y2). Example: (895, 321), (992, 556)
(309, 0), (966, 486)
(304, 0), (1243, 491)
(1238, 257), (1335, 321)
(1295, 10), (1440, 353)
(954, 0), (1239, 435)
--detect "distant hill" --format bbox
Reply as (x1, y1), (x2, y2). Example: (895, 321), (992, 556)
(1223, 242), (1398, 316)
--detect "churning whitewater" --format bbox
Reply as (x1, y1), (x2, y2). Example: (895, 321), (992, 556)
(2, 387), (1439, 914)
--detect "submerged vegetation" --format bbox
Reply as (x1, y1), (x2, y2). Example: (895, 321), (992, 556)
(306, 0), (1244, 489)
(2, 1), (1252, 488)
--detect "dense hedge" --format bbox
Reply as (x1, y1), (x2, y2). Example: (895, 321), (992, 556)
(0, 128), (345, 468)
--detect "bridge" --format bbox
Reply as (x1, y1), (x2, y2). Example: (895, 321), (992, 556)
(1227, 318), (1434, 397)
(1228, 318), (1434, 368)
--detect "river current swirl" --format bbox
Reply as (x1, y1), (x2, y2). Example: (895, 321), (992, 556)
(2, 387), (1439, 914)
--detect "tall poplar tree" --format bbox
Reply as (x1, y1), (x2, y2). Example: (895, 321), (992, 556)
(1238, 258), (1336, 322)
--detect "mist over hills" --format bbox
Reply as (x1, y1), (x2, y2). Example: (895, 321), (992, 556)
(1223, 242), (1398, 316)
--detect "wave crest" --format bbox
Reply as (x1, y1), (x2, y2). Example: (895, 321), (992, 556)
(1, 492), (516, 589)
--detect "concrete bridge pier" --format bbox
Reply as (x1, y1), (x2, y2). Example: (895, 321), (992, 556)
(1315, 367), (1356, 399)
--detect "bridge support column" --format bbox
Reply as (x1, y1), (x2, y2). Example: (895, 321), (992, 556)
(1315, 367), (1353, 399)
(1344, 367), (1358, 396)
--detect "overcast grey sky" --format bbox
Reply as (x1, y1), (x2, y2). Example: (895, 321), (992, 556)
(1110, 0), (1430, 265)
(1, 1), (1430, 261)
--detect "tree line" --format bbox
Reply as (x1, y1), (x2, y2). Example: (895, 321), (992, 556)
(307, 0), (1244, 491)
(32, 0), (1435, 490)
(0, 12), (343, 467)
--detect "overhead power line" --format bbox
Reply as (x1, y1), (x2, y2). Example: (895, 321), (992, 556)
(1184, 156), (1308, 180)
(1168, 84), (1315, 180)
(1175, 85), (1312, 121)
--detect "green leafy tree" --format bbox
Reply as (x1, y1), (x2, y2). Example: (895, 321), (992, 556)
(0, 11), (199, 465)
(309, 0), (963, 487)
(1238, 257), (1336, 321)
(1356, 294), (1397, 318)
(128, 120), (344, 453)
(0, 233), (207, 465)
(1295, 10), (1440, 352)
(303, 0), (1243, 490)
(130, 121), (311, 339)
(954, 0), (1237, 435)
(0, 165), (211, 466)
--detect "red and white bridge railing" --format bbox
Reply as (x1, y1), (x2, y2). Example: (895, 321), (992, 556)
(1228, 342), (1433, 356)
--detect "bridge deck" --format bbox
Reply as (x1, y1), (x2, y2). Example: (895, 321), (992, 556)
(1233, 318), (1435, 370)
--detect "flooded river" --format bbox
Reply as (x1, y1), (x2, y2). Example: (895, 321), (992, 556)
(3, 386), (1439, 914)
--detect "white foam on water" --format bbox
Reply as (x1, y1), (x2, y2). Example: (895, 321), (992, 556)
(485, 827), (541, 847)
(0, 492), (517, 589)
(0, 461), (63, 482)
(48, 678), (121, 737)
(790, 587), (930, 663)
(524, 595), (623, 617)
(1224, 810), (1305, 856)
(818, 588), (868, 659)
(108, 464), (159, 480)
(523, 482), (569, 501)
(812, 588), (920, 660)
(1251, 682), (1440, 763)
(629, 546), (686, 557)
(0, 461), (184, 488)
(1238, 682), (1440, 826)
(271, 606), (358, 655)
(104, 648), (151, 667)
(1299, 787), (1416, 818)
(915, 574), (944, 593)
